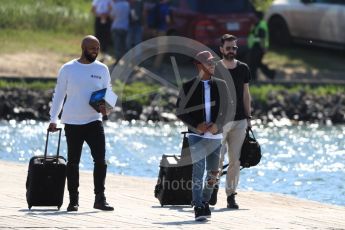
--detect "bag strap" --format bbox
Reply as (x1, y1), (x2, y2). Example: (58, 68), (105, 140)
(220, 164), (246, 176)
(44, 128), (62, 164)
(247, 127), (256, 140)
(219, 163), (229, 176)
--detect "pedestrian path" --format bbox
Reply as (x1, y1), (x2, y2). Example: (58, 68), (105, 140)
(0, 160), (344, 229)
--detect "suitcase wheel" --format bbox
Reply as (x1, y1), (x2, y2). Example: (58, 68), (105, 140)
(28, 205), (32, 210)
(57, 206), (61, 211)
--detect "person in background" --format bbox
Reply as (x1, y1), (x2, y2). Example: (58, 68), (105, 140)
(48, 35), (114, 212)
(176, 51), (229, 221)
(217, 34), (252, 209)
(127, 0), (144, 50)
(247, 11), (275, 81)
(152, 0), (172, 70)
(110, 0), (130, 64)
(91, 0), (113, 62)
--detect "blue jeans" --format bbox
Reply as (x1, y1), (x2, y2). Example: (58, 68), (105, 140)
(126, 24), (143, 63)
(188, 135), (221, 207)
(111, 29), (128, 62)
(126, 24), (143, 50)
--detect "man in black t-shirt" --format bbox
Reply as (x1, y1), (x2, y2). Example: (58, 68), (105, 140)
(216, 34), (252, 209)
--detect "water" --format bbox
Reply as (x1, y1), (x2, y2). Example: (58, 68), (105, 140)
(0, 120), (344, 206)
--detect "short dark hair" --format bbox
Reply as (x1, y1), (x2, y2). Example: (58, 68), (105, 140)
(220, 34), (237, 46)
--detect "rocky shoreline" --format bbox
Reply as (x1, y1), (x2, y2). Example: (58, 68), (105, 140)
(0, 88), (344, 124)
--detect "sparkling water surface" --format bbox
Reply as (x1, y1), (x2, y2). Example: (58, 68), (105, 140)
(0, 120), (344, 206)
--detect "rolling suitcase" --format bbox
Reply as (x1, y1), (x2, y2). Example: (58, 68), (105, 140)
(154, 154), (193, 206)
(26, 128), (67, 210)
(154, 132), (221, 206)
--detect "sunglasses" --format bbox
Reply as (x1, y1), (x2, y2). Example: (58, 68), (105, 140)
(205, 60), (216, 66)
(224, 46), (238, 51)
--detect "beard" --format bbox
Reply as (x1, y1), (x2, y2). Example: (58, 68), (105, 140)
(223, 52), (236, 61)
(83, 49), (97, 63)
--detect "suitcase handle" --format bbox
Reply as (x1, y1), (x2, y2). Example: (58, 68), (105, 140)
(181, 131), (188, 136)
(44, 128), (62, 164)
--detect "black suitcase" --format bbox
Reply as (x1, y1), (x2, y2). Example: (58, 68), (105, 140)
(154, 132), (220, 206)
(154, 154), (193, 206)
(26, 128), (67, 210)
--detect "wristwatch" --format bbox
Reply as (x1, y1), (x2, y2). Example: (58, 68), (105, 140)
(246, 115), (252, 119)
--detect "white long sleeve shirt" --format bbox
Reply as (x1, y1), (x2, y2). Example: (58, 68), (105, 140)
(49, 59), (112, 125)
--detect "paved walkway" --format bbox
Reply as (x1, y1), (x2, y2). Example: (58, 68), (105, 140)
(0, 160), (344, 229)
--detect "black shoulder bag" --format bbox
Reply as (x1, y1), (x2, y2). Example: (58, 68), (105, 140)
(221, 127), (261, 174)
(239, 127), (261, 168)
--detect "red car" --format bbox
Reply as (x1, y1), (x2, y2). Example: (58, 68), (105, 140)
(143, 0), (257, 57)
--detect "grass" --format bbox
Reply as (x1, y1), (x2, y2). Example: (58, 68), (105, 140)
(0, 0), (92, 56)
(0, 0), (92, 34)
(250, 84), (345, 103)
(0, 29), (83, 55)
(265, 45), (345, 73)
(0, 80), (55, 90)
(114, 80), (161, 105)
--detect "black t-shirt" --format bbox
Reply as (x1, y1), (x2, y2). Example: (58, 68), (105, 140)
(215, 60), (251, 121)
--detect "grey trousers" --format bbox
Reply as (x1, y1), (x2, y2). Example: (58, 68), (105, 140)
(219, 119), (248, 196)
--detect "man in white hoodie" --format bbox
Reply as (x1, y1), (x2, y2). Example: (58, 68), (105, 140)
(48, 35), (114, 212)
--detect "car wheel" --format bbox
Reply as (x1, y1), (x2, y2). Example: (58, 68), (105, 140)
(269, 16), (291, 46)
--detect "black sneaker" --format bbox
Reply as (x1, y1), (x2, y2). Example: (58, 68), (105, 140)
(227, 193), (239, 209)
(67, 203), (79, 212)
(203, 202), (211, 218)
(194, 206), (207, 221)
(93, 193), (114, 211)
